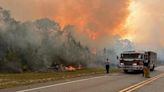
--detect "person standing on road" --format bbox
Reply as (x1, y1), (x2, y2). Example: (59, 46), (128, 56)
(143, 60), (150, 78)
(105, 58), (110, 74)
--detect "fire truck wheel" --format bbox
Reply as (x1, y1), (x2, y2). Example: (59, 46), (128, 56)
(124, 70), (128, 73)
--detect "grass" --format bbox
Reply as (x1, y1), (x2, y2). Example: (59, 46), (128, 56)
(0, 68), (120, 89)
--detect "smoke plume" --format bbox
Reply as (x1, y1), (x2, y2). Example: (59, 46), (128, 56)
(126, 0), (164, 61)
(0, 0), (130, 49)
(0, 7), (95, 72)
(0, 0), (136, 72)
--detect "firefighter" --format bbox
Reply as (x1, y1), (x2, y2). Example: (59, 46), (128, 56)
(105, 58), (110, 74)
(143, 60), (150, 78)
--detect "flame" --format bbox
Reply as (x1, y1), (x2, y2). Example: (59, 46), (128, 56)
(37, 0), (131, 47)
(65, 66), (76, 71)
(0, 0), (132, 44)
(46, 1), (129, 38)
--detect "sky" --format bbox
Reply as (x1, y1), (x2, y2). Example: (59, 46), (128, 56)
(0, 0), (163, 56)
(125, 0), (164, 49)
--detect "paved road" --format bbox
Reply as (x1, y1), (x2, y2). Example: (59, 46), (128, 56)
(134, 66), (164, 92)
(1, 66), (164, 92)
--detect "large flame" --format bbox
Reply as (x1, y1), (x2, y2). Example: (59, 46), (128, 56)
(39, 0), (131, 47)
(1, 0), (164, 60)
(0, 0), (131, 48)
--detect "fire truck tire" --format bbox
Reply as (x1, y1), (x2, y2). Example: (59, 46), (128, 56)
(124, 69), (128, 73)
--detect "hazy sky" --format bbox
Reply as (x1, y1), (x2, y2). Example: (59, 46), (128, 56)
(126, 0), (164, 50)
(0, 0), (163, 52)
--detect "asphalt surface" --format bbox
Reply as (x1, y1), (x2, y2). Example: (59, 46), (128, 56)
(134, 66), (164, 92)
(1, 66), (164, 92)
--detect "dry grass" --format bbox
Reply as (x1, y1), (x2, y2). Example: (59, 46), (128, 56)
(0, 68), (120, 89)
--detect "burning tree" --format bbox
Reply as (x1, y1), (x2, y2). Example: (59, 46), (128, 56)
(0, 7), (93, 72)
(0, 7), (135, 72)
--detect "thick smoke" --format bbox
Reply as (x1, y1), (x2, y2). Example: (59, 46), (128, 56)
(0, 7), (94, 72)
(126, 0), (164, 61)
(0, 3), (134, 72)
(0, 0), (130, 49)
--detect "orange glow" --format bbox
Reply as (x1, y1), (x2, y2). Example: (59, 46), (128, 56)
(38, 0), (131, 43)
(122, 0), (138, 42)
(65, 66), (76, 71)
(89, 32), (97, 40)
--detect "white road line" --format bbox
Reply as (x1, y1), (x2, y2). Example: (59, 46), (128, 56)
(17, 75), (106, 92)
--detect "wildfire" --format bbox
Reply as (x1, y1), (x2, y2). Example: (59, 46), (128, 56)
(0, 0), (133, 44)
(44, 0), (130, 43)
(65, 65), (82, 71)
(65, 66), (76, 71)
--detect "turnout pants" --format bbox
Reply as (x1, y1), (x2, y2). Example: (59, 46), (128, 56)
(143, 66), (150, 78)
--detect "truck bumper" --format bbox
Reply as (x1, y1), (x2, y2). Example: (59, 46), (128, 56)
(120, 65), (143, 71)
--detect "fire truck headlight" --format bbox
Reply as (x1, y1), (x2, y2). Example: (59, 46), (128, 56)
(120, 63), (124, 66)
(133, 63), (137, 66)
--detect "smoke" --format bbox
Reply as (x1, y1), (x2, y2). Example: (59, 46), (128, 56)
(0, 0), (135, 72)
(0, 0), (130, 49)
(1, 0), (162, 63)
(126, 0), (164, 61)
(0, 7), (94, 72)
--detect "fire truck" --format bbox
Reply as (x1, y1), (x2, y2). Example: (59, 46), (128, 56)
(118, 51), (157, 72)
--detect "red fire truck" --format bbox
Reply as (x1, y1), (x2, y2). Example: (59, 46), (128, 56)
(118, 51), (157, 72)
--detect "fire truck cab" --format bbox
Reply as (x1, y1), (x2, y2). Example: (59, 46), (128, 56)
(119, 51), (157, 72)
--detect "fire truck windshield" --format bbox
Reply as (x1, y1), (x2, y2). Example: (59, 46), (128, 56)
(121, 53), (143, 59)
